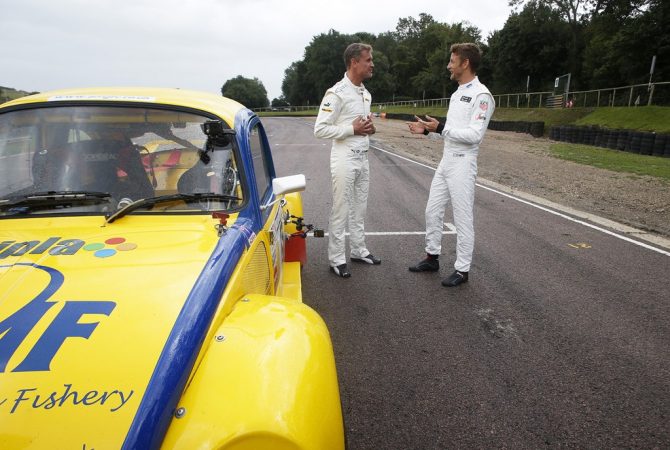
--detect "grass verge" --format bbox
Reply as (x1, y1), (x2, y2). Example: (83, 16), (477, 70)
(258, 109), (318, 117)
(574, 106), (670, 133)
(550, 143), (670, 181)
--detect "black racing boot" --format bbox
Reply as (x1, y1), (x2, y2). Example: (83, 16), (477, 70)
(442, 270), (468, 287)
(331, 263), (351, 278)
(351, 253), (381, 265)
(409, 254), (439, 272)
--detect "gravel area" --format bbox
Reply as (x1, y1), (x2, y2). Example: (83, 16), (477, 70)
(368, 118), (670, 243)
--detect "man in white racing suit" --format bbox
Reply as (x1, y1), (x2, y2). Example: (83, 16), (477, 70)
(407, 43), (495, 287)
(314, 42), (380, 278)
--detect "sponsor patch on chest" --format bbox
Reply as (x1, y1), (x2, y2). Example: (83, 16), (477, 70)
(460, 95), (472, 103)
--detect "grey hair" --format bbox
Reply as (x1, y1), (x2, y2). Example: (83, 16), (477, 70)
(344, 43), (373, 69)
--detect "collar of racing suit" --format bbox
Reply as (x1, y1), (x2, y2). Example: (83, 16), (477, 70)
(343, 73), (366, 96)
(457, 76), (480, 91)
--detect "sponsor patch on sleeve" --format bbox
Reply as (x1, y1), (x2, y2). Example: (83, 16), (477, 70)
(479, 100), (489, 111)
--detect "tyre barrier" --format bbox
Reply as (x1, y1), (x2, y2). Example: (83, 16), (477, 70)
(548, 125), (670, 157)
(610, 130), (630, 152)
(640, 132), (655, 156)
(382, 113), (419, 122)
(486, 120), (544, 137)
(653, 134), (667, 157)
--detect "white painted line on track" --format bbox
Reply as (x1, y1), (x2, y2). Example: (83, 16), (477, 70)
(274, 143), (326, 146)
(369, 144), (670, 257)
(321, 226), (456, 237)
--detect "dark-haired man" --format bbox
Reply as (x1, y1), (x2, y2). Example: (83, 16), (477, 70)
(314, 43), (380, 278)
(407, 43), (495, 287)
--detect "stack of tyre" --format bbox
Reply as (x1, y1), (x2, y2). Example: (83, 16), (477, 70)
(488, 120), (544, 137)
(549, 125), (670, 157)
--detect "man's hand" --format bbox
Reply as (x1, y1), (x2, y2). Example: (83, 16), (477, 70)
(407, 115), (439, 135)
(353, 115), (376, 136)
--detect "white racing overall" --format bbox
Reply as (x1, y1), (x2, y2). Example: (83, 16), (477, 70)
(314, 74), (372, 267)
(425, 76), (495, 272)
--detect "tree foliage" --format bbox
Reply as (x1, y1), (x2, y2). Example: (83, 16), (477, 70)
(271, 96), (289, 107)
(221, 76), (269, 109)
(279, 5), (668, 104)
(280, 14), (488, 104)
(584, 0), (669, 86)
(488, 3), (574, 92)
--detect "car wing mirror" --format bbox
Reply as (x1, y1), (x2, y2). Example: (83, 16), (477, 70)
(261, 174), (306, 210)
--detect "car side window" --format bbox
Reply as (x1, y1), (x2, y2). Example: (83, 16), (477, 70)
(248, 123), (271, 201)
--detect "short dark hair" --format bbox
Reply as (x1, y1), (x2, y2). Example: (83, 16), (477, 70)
(344, 43), (373, 69)
(450, 43), (482, 73)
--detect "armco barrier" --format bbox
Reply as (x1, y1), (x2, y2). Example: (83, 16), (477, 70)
(549, 125), (670, 157)
(382, 113), (545, 138)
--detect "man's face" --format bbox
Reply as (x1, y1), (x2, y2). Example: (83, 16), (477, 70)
(352, 49), (374, 80)
(447, 52), (467, 82)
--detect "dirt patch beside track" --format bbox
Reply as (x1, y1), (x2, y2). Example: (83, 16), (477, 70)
(366, 118), (670, 243)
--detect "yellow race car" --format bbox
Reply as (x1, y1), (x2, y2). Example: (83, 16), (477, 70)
(0, 88), (343, 449)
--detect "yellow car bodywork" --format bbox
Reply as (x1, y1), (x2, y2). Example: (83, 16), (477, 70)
(0, 88), (344, 449)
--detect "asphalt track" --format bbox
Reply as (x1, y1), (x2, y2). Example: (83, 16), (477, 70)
(264, 117), (670, 450)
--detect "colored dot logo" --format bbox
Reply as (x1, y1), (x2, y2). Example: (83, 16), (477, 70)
(83, 237), (138, 258)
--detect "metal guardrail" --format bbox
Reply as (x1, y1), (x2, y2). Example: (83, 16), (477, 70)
(254, 81), (670, 112)
(373, 82), (670, 109)
(565, 82), (670, 108)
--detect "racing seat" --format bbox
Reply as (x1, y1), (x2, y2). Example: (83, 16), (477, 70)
(177, 149), (235, 196)
(33, 139), (154, 201)
(177, 158), (215, 194)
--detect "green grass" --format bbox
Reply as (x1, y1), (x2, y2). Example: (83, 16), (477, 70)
(575, 106), (670, 133)
(550, 143), (670, 181)
(257, 109), (318, 117)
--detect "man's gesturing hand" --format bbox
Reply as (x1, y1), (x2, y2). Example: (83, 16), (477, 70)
(407, 115), (439, 134)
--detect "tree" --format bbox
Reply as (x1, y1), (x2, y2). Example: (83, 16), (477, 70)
(220, 76), (269, 109)
(412, 22), (484, 99)
(281, 29), (399, 104)
(583, 0), (668, 87)
(508, 0), (587, 86)
(364, 49), (396, 102)
(303, 30), (351, 103)
(389, 14), (484, 99)
(509, 0), (589, 24)
(391, 14), (438, 98)
(488, 2), (574, 92)
(271, 97), (290, 107)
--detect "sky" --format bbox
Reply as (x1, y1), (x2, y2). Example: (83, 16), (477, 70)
(1, 0), (512, 101)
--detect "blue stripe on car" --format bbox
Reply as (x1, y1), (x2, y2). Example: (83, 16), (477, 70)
(120, 213), (254, 450)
